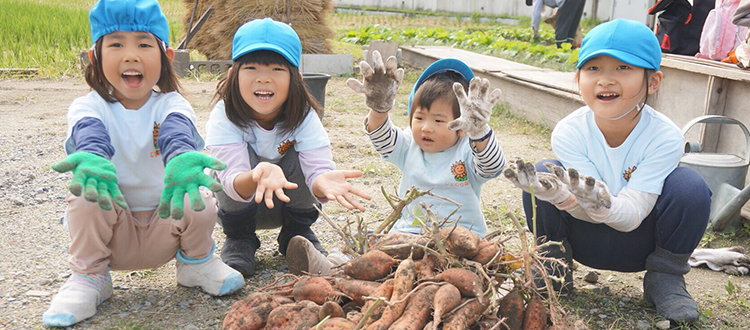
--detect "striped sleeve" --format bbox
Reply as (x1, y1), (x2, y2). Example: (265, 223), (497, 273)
(586, 186), (658, 232)
(364, 117), (399, 158)
(471, 130), (506, 178)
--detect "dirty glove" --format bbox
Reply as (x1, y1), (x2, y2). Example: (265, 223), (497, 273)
(346, 50), (404, 113)
(448, 77), (502, 140)
(547, 163), (612, 213)
(689, 247), (750, 276)
(503, 159), (570, 204)
(52, 151), (128, 211)
(158, 151), (226, 220)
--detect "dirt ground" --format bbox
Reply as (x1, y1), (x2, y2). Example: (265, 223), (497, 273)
(0, 75), (748, 330)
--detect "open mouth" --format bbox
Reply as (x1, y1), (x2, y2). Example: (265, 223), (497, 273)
(422, 136), (434, 143)
(255, 90), (274, 100)
(122, 71), (143, 87)
(597, 92), (619, 101)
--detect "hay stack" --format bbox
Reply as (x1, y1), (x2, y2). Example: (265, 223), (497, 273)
(182, 0), (334, 60)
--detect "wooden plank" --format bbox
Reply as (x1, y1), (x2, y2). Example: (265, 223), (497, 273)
(662, 54), (750, 83)
(401, 46), (547, 72)
(700, 76), (729, 153)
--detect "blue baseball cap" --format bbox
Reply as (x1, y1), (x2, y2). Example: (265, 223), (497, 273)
(232, 18), (302, 66)
(89, 0), (170, 47)
(408, 58), (474, 115)
(577, 19), (661, 70)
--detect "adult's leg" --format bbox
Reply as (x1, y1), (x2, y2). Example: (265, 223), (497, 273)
(554, 0), (585, 47)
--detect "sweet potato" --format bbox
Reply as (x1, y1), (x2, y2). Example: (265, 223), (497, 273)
(366, 257), (416, 330)
(344, 250), (398, 281)
(334, 278), (382, 305)
(434, 268), (484, 302)
(318, 301), (345, 320)
(471, 241), (502, 265)
(522, 293), (549, 330)
(415, 252), (440, 280)
(371, 233), (429, 260)
(312, 317), (356, 330)
(222, 292), (278, 330)
(439, 226), (481, 258)
(498, 290), (525, 330)
(361, 279), (395, 326)
(432, 284), (462, 330)
(265, 300), (320, 330)
(389, 284), (439, 330)
(441, 298), (490, 330)
(292, 276), (341, 305)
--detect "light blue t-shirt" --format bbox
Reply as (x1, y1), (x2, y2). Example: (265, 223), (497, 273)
(64, 91), (203, 211)
(551, 105), (684, 196)
(205, 100), (329, 163)
(385, 129), (490, 237)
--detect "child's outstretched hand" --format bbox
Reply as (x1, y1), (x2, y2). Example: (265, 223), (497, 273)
(52, 151), (129, 211)
(448, 77), (502, 140)
(313, 170), (372, 212)
(346, 50), (404, 113)
(503, 159), (570, 204)
(551, 166), (613, 212)
(251, 162), (298, 209)
(158, 151), (226, 220)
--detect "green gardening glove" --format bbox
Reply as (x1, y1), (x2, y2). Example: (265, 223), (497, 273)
(51, 151), (129, 211)
(158, 151), (227, 220)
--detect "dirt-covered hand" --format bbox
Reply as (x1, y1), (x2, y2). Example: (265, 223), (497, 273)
(503, 159), (570, 204)
(346, 50), (404, 113)
(52, 151), (129, 211)
(158, 151), (226, 220)
(448, 77), (501, 140)
(251, 162), (298, 209)
(557, 167), (612, 213)
(313, 170), (371, 212)
(689, 247), (750, 276)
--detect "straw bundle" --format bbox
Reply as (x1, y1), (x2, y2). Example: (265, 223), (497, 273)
(182, 0), (334, 60)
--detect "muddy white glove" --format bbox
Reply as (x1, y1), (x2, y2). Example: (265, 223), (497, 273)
(346, 50), (404, 113)
(503, 159), (570, 204)
(548, 164), (612, 213)
(689, 247), (750, 276)
(448, 77), (501, 140)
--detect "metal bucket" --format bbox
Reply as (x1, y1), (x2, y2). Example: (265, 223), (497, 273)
(679, 115), (750, 231)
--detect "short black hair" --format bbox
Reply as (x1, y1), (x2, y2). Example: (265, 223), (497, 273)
(410, 71), (469, 124)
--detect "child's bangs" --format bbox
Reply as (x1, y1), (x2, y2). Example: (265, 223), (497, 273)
(235, 50), (291, 67)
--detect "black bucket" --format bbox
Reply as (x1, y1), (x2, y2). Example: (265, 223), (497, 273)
(302, 73), (331, 116)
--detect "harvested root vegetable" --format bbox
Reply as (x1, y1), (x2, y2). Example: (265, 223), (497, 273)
(389, 284), (439, 330)
(361, 279), (394, 326)
(334, 278), (382, 305)
(366, 257), (416, 330)
(222, 292), (278, 330)
(319, 301), (345, 320)
(344, 250), (398, 281)
(432, 284), (462, 330)
(471, 241), (502, 265)
(498, 290), (525, 330)
(442, 298), (490, 330)
(522, 293), (549, 330)
(292, 276), (341, 305)
(415, 253), (441, 280)
(439, 226), (481, 258)
(313, 317), (356, 329)
(371, 233), (430, 260)
(434, 268), (484, 302)
(265, 300), (320, 330)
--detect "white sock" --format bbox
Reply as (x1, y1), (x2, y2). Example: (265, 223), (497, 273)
(42, 272), (112, 327)
(175, 247), (245, 296)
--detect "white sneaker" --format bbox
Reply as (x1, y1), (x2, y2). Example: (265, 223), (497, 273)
(176, 250), (245, 296)
(42, 272), (112, 327)
(286, 236), (350, 275)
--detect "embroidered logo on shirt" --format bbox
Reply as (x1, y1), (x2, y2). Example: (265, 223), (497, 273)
(277, 139), (296, 154)
(451, 161), (468, 182)
(150, 122), (161, 158)
(623, 166), (637, 181)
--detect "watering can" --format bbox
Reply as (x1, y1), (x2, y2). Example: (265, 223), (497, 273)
(679, 115), (750, 232)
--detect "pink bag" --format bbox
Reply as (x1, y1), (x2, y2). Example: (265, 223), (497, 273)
(697, 0), (749, 59)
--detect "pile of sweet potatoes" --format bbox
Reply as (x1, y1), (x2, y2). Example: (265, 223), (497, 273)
(222, 223), (560, 330)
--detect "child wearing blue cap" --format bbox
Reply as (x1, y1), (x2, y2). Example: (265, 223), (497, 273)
(43, 0), (245, 327)
(205, 18), (371, 277)
(347, 52), (507, 237)
(504, 19), (711, 324)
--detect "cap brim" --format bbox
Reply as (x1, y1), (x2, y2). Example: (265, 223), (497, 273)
(408, 58), (474, 114)
(233, 43), (298, 66)
(577, 49), (655, 70)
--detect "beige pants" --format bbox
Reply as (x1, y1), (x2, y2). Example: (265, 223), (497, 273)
(65, 190), (217, 274)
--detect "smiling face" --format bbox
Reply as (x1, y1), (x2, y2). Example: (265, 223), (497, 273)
(100, 31), (163, 109)
(411, 97), (463, 153)
(577, 55), (650, 121)
(237, 62), (290, 127)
